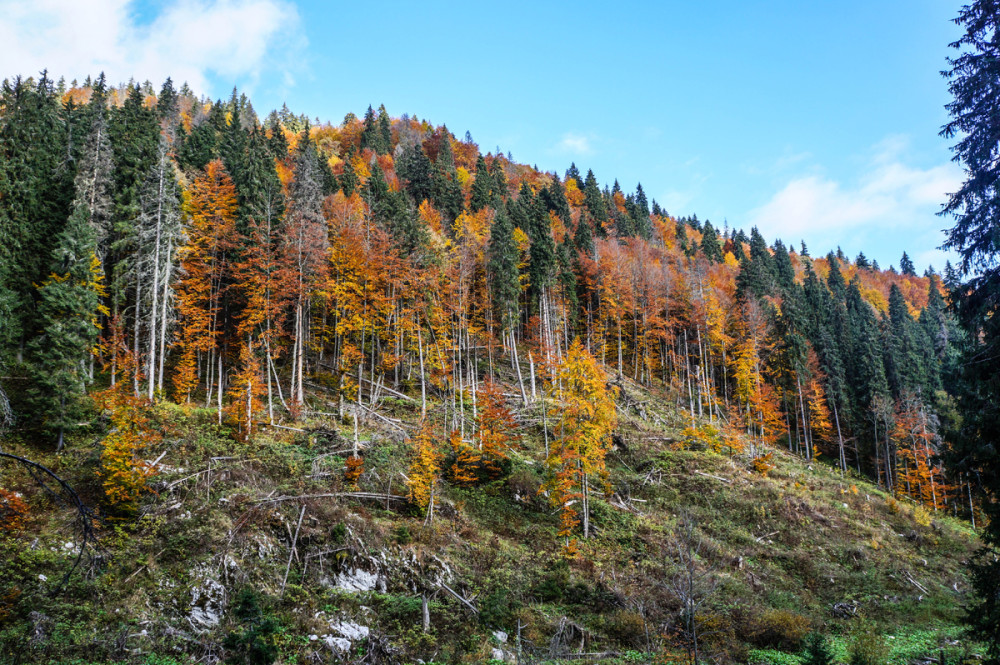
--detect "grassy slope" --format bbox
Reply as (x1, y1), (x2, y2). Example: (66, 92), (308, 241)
(0, 374), (982, 665)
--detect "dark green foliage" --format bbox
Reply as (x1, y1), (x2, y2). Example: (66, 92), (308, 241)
(801, 631), (834, 665)
(735, 228), (777, 300)
(360, 105), (379, 153)
(884, 283), (930, 398)
(27, 205), (101, 450)
(223, 588), (281, 665)
(340, 147), (359, 197)
(488, 205), (520, 334)
(396, 141), (433, 204)
(900, 251), (916, 276)
(512, 184), (555, 313)
(540, 175), (571, 225)
(582, 169), (608, 236)
(377, 104), (392, 155)
(469, 153), (493, 212)
(0, 74), (76, 352)
(565, 162), (582, 189)
(430, 132), (463, 223)
(845, 278), (890, 438)
(700, 220), (724, 262)
(488, 157), (507, 205)
(179, 118), (219, 170)
(940, 16), (1000, 654)
(574, 210), (595, 256)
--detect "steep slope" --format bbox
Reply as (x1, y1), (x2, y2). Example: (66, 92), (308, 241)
(0, 371), (980, 664)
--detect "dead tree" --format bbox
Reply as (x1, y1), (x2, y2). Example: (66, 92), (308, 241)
(0, 452), (102, 590)
(664, 514), (718, 665)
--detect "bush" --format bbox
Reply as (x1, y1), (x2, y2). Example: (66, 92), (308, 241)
(223, 588), (282, 665)
(848, 618), (889, 665)
(802, 632), (834, 665)
(602, 610), (646, 648)
(746, 609), (811, 650)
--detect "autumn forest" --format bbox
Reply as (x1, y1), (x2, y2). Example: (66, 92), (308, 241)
(0, 65), (997, 664)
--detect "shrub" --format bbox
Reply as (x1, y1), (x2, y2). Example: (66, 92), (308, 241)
(802, 632), (834, 665)
(223, 588), (281, 665)
(602, 610), (646, 648)
(848, 618), (889, 665)
(746, 609), (811, 650)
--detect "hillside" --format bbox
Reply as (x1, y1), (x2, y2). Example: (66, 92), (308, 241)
(0, 74), (988, 664)
(0, 371), (982, 664)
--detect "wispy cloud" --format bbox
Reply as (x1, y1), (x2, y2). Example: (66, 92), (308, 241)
(747, 137), (962, 266)
(0, 0), (303, 94)
(553, 132), (595, 156)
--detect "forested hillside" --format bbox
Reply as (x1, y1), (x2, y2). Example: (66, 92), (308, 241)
(0, 73), (987, 664)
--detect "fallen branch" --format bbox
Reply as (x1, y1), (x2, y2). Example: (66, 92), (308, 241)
(256, 492), (408, 506)
(694, 470), (731, 484)
(439, 582), (479, 615)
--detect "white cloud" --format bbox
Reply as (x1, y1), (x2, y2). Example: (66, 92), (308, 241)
(554, 132), (594, 156)
(0, 0), (302, 94)
(747, 138), (962, 266)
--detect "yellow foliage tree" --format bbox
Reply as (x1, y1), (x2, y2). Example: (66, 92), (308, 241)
(407, 422), (443, 524)
(543, 340), (618, 553)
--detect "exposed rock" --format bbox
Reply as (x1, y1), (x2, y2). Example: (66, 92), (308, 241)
(187, 575), (226, 631)
(330, 567), (379, 592)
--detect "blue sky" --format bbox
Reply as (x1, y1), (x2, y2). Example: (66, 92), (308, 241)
(1, 0), (965, 272)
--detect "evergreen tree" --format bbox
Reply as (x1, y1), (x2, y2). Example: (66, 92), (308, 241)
(469, 153), (493, 212)
(700, 220), (723, 262)
(802, 632), (834, 665)
(856, 252), (870, 270)
(431, 132), (463, 223)
(574, 210), (596, 257)
(179, 117), (219, 171)
(735, 228), (777, 300)
(396, 141), (433, 204)
(29, 204), (105, 450)
(0, 74), (75, 356)
(884, 283), (928, 399)
(360, 105), (378, 152)
(582, 169), (608, 236)
(900, 251), (916, 276)
(826, 253), (847, 299)
(377, 104), (392, 155)
(844, 278), (890, 453)
(340, 154), (359, 197)
(541, 175), (571, 225)
(565, 162), (582, 189)
(488, 205), (520, 335)
(489, 157), (507, 205)
(940, 6), (1000, 653)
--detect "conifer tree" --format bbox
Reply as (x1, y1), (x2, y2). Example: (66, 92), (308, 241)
(488, 205), (520, 337)
(940, 5), (1000, 652)
(582, 169), (608, 236)
(469, 153), (493, 212)
(700, 220), (724, 262)
(29, 204), (106, 450)
(900, 251), (916, 276)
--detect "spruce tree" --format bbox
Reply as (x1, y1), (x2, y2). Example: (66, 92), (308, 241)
(940, 6), (1000, 652)
(29, 204), (104, 450)
(469, 154), (493, 212)
(582, 169), (608, 236)
(489, 157), (507, 205)
(884, 283), (928, 399)
(377, 104), (392, 155)
(900, 251), (916, 276)
(0, 74), (75, 357)
(396, 141), (433, 204)
(488, 205), (520, 335)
